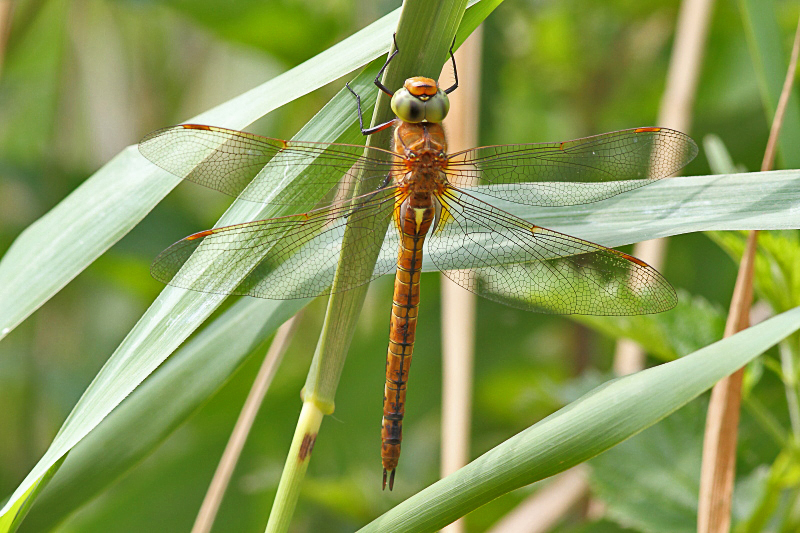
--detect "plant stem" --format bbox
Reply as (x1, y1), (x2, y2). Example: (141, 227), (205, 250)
(440, 26), (482, 533)
(264, 400), (326, 533)
(698, 12), (800, 532)
(263, 1), (469, 530)
(742, 396), (788, 448)
(612, 0), (714, 373)
(193, 316), (299, 533)
(779, 338), (800, 441)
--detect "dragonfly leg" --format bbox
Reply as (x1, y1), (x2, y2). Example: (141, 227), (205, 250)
(356, 174), (393, 212)
(374, 33), (399, 97)
(344, 173), (395, 220)
(443, 35), (459, 94)
(378, 172), (393, 189)
(345, 82), (396, 136)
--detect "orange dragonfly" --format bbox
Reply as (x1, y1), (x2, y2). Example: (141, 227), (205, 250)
(139, 36), (697, 490)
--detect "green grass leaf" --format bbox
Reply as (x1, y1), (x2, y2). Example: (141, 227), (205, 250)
(8, 168), (799, 529)
(739, 0), (800, 168)
(0, 1), (499, 525)
(356, 305), (800, 532)
(4, 166), (800, 527)
(0, 0), (501, 340)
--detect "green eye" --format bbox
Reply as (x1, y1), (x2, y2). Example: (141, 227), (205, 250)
(423, 90), (450, 123)
(391, 89), (425, 123)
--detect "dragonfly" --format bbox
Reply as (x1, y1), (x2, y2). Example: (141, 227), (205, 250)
(139, 35), (697, 490)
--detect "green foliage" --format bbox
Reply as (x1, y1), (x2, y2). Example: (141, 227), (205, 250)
(589, 399), (784, 533)
(2, 0), (800, 531)
(711, 231), (800, 315)
(589, 401), (705, 533)
(578, 290), (726, 361)
(356, 307), (800, 532)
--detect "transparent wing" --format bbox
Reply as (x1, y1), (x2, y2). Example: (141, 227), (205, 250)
(139, 124), (404, 207)
(446, 127), (697, 207)
(427, 188), (677, 315)
(150, 187), (402, 299)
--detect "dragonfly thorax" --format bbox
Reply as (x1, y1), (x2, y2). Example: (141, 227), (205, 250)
(392, 121), (449, 195)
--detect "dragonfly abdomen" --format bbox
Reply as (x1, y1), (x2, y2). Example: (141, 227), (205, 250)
(381, 197), (436, 490)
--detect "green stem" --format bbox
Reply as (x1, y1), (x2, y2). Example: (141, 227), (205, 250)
(264, 401), (325, 533)
(264, 1), (469, 530)
(778, 337), (800, 441)
(742, 395), (788, 448)
(737, 446), (800, 533)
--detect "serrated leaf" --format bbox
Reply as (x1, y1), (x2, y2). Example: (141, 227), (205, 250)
(589, 400), (705, 533)
(577, 290), (726, 361)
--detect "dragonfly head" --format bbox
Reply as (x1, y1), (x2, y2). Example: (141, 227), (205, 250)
(391, 77), (450, 124)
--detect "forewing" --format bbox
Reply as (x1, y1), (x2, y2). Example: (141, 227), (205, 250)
(427, 189), (677, 315)
(139, 124), (402, 207)
(150, 187), (401, 299)
(446, 127), (697, 207)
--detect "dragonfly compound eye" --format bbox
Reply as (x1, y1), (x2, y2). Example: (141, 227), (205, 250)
(422, 90), (450, 123)
(391, 88), (425, 123)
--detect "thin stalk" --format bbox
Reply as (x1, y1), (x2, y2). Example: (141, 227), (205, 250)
(440, 25), (482, 533)
(0, 0), (13, 78)
(192, 315), (299, 533)
(742, 396), (789, 448)
(778, 339), (800, 441)
(612, 0), (714, 373)
(697, 234), (756, 533)
(697, 13), (800, 533)
(265, 2), (468, 531)
(264, 401), (326, 533)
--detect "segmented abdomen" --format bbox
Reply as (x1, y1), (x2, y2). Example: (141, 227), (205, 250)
(381, 196), (436, 490)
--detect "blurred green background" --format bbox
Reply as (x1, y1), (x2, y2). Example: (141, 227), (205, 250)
(1, 0), (798, 531)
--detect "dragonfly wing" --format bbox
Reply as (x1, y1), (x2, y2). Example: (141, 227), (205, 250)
(151, 187), (401, 299)
(139, 124), (402, 207)
(446, 127), (697, 207)
(427, 188), (676, 315)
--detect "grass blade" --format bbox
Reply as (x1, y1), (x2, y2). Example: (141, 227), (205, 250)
(739, 0), (800, 168)
(7, 167), (800, 530)
(0, 0), (499, 339)
(0, 1), (499, 526)
(358, 305), (800, 533)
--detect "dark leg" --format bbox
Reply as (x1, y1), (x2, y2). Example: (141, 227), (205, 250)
(443, 35), (459, 95)
(346, 82), (396, 136)
(374, 33), (400, 97)
(377, 172), (393, 189)
(345, 173), (394, 219)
